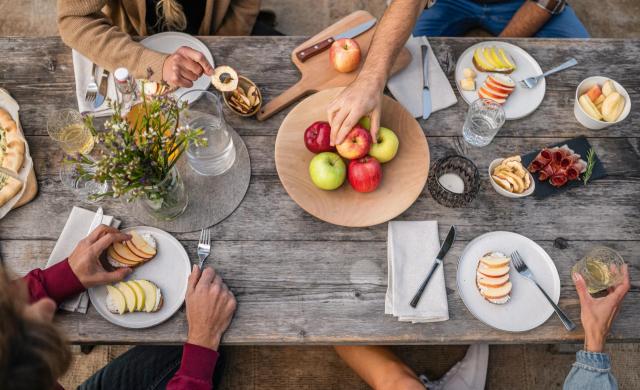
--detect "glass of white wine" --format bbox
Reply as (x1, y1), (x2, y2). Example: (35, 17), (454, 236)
(572, 246), (625, 294)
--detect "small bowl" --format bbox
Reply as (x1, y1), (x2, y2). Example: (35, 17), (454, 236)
(427, 155), (480, 208)
(574, 76), (630, 130)
(222, 76), (262, 117)
(488, 158), (535, 198)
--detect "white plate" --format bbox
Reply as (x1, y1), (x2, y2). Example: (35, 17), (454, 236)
(140, 32), (214, 104)
(88, 226), (191, 329)
(455, 41), (545, 120)
(456, 231), (560, 332)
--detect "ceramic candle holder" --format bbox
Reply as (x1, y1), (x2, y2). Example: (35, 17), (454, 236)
(428, 155), (480, 207)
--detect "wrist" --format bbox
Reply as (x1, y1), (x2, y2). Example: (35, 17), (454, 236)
(187, 331), (222, 351)
(66, 256), (89, 288)
(584, 331), (605, 353)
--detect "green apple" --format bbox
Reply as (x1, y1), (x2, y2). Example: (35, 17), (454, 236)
(309, 152), (346, 190)
(369, 127), (399, 163)
(358, 116), (371, 130)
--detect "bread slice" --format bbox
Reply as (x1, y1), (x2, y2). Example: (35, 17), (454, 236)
(476, 251), (512, 305)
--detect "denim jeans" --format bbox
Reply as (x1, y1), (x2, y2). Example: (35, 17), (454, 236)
(563, 351), (618, 390)
(78, 346), (224, 390)
(413, 0), (590, 38)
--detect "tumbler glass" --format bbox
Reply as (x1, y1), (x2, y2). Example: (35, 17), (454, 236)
(572, 246), (625, 294)
(462, 98), (506, 147)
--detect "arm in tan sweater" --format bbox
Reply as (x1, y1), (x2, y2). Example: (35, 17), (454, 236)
(57, 0), (168, 81)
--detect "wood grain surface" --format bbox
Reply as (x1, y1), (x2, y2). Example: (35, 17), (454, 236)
(0, 37), (638, 345)
(275, 87), (429, 227)
(256, 11), (412, 120)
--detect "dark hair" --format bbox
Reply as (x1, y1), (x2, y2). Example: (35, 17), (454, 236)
(0, 266), (71, 390)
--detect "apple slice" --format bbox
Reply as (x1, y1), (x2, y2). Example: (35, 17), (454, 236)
(586, 84), (602, 102)
(473, 48), (495, 72)
(107, 246), (139, 266)
(487, 74), (515, 90)
(115, 282), (137, 313)
(113, 241), (146, 263)
(479, 281), (512, 299)
(476, 272), (510, 288)
(480, 85), (509, 99)
(106, 285), (127, 315)
(485, 78), (514, 94)
(130, 231), (157, 257)
(478, 87), (506, 104)
(488, 47), (508, 69)
(126, 240), (154, 260)
(482, 48), (500, 69)
(478, 262), (510, 277)
(498, 48), (516, 70)
(127, 281), (146, 312)
(479, 253), (511, 268)
(136, 279), (158, 313)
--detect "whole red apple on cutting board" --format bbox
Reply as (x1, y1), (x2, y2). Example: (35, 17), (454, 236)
(336, 124), (372, 160)
(304, 121), (334, 153)
(348, 156), (382, 193)
(329, 38), (361, 73)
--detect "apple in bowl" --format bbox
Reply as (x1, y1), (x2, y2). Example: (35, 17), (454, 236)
(304, 121), (334, 153)
(336, 125), (372, 160)
(329, 38), (361, 73)
(369, 127), (399, 163)
(348, 156), (382, 193)
(309, 152), (346, 190)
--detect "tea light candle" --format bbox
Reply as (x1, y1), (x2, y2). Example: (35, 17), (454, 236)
(438, 173), (465, 194)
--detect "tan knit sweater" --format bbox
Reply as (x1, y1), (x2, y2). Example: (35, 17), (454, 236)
(57, 0), (260, 81)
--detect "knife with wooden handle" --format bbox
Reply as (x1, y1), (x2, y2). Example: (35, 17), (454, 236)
(295, 19), (377, 63)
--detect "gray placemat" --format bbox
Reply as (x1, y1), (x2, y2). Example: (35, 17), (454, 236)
(132, 127), (250, 232)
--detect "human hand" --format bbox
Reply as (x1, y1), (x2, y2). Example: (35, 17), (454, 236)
(186, 265), (237, 351)
(327, 71), (385, 146)
(67, 225), (132, 288)
(162, 46), (214, 88)
(573, 264), (630, 352)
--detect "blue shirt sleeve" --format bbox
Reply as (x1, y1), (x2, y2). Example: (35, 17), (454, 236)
(563, 350), (618, 390)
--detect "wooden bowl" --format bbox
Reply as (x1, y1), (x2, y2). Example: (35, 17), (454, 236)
(275, 87), (430, 227)
(222, 76), (262, 117)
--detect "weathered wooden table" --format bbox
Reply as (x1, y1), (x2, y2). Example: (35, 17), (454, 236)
(0, 37), (638, 345)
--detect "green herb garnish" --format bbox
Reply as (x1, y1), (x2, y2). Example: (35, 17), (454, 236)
(582, 148), (596, 185)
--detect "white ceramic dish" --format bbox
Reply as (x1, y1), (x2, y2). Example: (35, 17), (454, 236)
(141, 32), (215, 104)
(455, 41), (545, 120)
(574, 76), (630, 130)
(457, 231), (561, 332)
(488, 158), (535, 198)
(88, 226), (191, 329)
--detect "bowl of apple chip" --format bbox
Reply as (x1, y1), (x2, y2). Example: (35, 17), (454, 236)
(489, 156), (534, 198)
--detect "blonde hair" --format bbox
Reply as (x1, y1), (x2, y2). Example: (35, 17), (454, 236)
(155, 0), (188, 32)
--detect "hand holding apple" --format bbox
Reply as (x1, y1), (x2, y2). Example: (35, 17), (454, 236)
(329, 38), (361, 73)
(304, 121), (334, 153)
(309, 152), (346, 190)
(368, 127), (399, 163)
(348, 156), (382, 193)
(335, 125), (372, 160)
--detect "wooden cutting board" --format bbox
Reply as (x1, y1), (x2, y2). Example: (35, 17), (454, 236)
(256, 10), (412, 121)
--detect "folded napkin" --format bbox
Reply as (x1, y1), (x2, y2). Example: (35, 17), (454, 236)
(387, 36), (458, 118)
(46, 206), (120, 313)
(72, 50), (118, 117)
(385, 221), (449, 323)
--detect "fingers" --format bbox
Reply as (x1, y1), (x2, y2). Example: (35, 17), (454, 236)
(85, 224), (120, 244)
(101, 268), (133, 284)
(335, 111), (360, 146)
(92, 232), (132, 254)
(177, 46), (214, 76)
(573, 272), (592, 306)
(197, 267), (216, 289)
(369, 107), (381, 144)
(609, 264), (630, 302)
(329, 108), (349, 146)
(188, 264), (201, 295)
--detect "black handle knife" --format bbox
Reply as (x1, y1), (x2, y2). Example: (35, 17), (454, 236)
(410, 225), (456, 308)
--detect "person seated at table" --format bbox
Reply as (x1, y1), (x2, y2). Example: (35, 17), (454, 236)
(334, 265), (630, 390)
(0, 225), (236, 390)
(57, 0), (262, 88)
(327, 0), (588, 145)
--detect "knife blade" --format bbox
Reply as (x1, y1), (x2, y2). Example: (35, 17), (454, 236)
(409, 225), (456, 308)
(87, 207), (104, 236)
(295, 19), (377, 63)
(94, 69), (110, 109)
(421, 45), (432, 120)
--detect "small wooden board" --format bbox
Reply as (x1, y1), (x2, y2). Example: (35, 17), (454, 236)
(275, 87), (429, 227)
(256, 11), (412, 121)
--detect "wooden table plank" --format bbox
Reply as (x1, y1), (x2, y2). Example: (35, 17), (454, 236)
(0, 37), (638, 344)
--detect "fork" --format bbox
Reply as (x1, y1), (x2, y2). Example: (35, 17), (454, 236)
(511, 251), (576, 331)
(519, 58), (578, 89)
(197, 228), (211, 268)
(84, 63), (98, 103)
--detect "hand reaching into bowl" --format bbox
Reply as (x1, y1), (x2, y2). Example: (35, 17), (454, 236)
(162, 46), (214, 88)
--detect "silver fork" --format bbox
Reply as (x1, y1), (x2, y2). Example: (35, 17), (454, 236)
(84, 63), (98, 103)
(197, 228), (211, 268)
(511, 251), (576, 331)
(519, 58), (578, 89)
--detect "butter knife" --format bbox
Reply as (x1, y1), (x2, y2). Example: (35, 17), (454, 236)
(87, 207), (104, 236)
(410, 225), (456, 308)
(421, 45), (432, 120)
(94, 69), (110, 109)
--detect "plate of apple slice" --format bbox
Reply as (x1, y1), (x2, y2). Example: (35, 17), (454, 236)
(455, 41), (545, 120)
(88, 226), (191, 329)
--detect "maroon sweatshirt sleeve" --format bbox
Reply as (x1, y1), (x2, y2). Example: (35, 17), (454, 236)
(167, 343), (219, 390)
(22, 259), (86, 304)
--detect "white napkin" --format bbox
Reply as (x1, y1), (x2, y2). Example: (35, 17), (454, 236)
(387, 36), (458, 118)
(385, 221), (449, 323)
(72, 50), (118, 117)
(46, 206), (120, 313)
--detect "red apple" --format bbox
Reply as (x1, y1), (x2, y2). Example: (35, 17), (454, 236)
(304, 121), (334, 153)
(348, 156), (382, 193)
(336, 125), (372, 160)
(329, 38), (361, 73)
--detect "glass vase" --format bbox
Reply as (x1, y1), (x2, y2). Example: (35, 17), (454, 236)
(139, 167), (188, 221)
